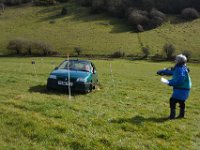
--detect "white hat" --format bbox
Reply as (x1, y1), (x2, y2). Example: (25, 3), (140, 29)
(175, 54), (187, 64)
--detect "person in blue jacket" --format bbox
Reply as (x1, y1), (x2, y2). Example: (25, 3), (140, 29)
(167, 54), (192, 119)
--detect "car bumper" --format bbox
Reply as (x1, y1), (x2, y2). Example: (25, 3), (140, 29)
(47, 78), (91, 92)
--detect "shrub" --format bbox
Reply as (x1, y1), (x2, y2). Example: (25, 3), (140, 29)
(152, 53), (163, 60)
(181, 8), (199, 20)
(25, 41), (34, 55)
(32, 41), (54, 56)
(61, 7), (67, 15)
(74, 47), (83, 56)
(111, 50), (125, 58)
(150, 8), (166, 19)
(7, 38), (27, 54)
(151, 0), (191, 14)
(163, 43), (176, 60)
(33, 0), (57, 6)
(57, 0), (69, 3)
(2, 0), (31, 5)
(77, 0), (200, 30)
(128, 8), (166, 29)
(140, 0), (155, 11)
(106, 0), (129, 17)
(78, 0), (92, 6)
(128, 10), (149, 26)
(50, 50), (60, 56)
(125, 7), (134, 17)
(91, 0), (105, 14)
(149, 8), (166, 27)
(7, 38), (54, 56)
(182, 50), (192, 61)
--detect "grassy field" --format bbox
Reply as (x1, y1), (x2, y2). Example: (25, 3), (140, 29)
(0, 57), (200, 149)
(0, 2), (200, 59)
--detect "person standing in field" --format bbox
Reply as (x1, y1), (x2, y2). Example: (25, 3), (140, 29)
(166, 54), (192, 119)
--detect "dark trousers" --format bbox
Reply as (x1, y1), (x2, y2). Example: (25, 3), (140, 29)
(170, 98), (185, 109)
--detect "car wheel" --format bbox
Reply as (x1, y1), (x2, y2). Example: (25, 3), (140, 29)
(47, 86), (51, 90)
(83, 82), (92, 94)
(47, 84), (52, 91)
(89, 82), (93, 92)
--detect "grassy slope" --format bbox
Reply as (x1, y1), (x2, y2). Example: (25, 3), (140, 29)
(0, 57), (200, 149)
(0, 2), (200, 59)
(0, 2), (141, 55)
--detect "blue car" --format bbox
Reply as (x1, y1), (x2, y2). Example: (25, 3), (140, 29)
(47, 59), (98, 93)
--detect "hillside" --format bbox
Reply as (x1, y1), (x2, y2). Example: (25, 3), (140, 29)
(0, 2), (200, 59)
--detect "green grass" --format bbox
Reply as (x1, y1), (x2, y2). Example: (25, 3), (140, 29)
(0, 2), (200, 59)
(0, 57), (200, 149)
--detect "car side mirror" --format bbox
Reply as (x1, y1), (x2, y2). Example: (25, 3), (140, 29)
(54, 67), (58, 70)
(93, 70), (97, 74)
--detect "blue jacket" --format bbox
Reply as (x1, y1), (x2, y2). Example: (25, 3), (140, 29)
(168, 64), (192, 101)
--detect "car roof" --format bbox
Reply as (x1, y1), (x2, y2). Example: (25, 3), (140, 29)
(64, 59), (91, 63)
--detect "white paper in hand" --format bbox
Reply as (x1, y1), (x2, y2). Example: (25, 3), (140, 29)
(161, 77), (169, 85)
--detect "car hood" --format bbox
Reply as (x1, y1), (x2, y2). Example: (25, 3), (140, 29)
(51, 69), (90, 79)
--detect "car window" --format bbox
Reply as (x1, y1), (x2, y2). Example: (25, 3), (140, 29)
(58, 61), (75, 69)
(58, 61), (91, 72)
(58, 61), (68, 69)
(75, 62), (91, 72)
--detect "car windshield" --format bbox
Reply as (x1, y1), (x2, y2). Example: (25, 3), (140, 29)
(58, 60), (91, 72)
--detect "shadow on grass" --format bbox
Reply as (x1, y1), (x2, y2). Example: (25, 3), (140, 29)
(68, 10), (136, 33)
(41, 14), (66, 21)
(29, 85), (85, 96)
(36, 4), (69, 22)
(110, 115), (168, 125)
(36, 2), (135, 33)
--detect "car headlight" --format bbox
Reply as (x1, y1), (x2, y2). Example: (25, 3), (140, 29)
(76, 78), (87, 83)
(49, 75), (57, 79)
